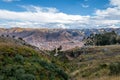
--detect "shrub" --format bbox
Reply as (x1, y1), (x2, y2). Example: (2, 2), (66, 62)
(20, 74), (35, 80)
(109, 62), (120, 75)
(18, 37), (23, 40)
(99, 63), (108, 69)
(14, 54), (24, 64)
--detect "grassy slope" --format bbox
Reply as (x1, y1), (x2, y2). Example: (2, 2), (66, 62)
(50, 45), (120, 80)
(0, 37), (68, 80)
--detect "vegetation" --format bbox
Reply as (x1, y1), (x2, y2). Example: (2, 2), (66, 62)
(84, 31), (120, 46)
(0, 37), (68, 80)
(1, 33), (120, 80)
(49, 45), (120, 80)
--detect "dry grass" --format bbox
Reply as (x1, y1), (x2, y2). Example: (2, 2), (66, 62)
(60, 45), (120, 80)
(75, 76), (120, 80)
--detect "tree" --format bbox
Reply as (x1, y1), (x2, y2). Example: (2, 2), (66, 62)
(12, 35), (15, 38)
(6, 35), (9, 37)
(18, 37), (23, 40)
(57, 45), (62, 51)
(116, 36), (120, 44)
(85, 31), (119, 46)
(1, 34), (4, 37)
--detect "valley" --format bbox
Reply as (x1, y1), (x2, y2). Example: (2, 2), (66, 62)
(0, 0), (120, 79)
(0, 28), (120, 80)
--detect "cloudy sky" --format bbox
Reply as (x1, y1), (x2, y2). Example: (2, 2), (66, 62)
(0, 0), (120, 29)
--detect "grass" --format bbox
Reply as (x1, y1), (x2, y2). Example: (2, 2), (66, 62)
(50, 45), (120, 80)
(75, 76), (120, 80)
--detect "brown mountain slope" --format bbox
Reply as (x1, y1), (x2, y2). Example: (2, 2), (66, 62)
(0, 28), (84, 50)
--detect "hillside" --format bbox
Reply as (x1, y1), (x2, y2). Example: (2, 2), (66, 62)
(0, 28), (84, 50)
(0, 36), (68, 80)
(49, 45), (120, 80)
(0, 30), (120, 80)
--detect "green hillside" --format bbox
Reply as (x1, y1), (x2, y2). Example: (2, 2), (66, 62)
(0, 36), (68, 80)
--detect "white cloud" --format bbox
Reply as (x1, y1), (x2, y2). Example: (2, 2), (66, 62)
(0, 0), (120, 29)
(2, 0), (20, 2)
(21, 5), (59, 13)
(95, 0), (120, 18)
(95, 7), (120, 19)
(0, 5), (89, 23)
(110, 0), (120, 7)
(0, 5), (90, 28)
(81, 4), (89, 8)
(91, 0), (120, 28)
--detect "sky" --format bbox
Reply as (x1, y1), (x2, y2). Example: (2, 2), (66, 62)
(0, 0), (120, 29)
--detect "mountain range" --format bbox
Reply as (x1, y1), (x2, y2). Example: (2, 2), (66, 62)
(1, 27), (120, 50)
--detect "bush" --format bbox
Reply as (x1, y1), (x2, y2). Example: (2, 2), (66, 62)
(0, 75), (4, 80)
(18, 37), (23, 40)
(99, 63), (108, 69)
(109, 62), (120, 75)
(20, 74), (35, 80)
(14, 54), (24, 63)
(15, 68), (25, 76)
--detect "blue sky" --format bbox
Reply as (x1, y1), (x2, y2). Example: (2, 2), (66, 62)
(0, 0), (109, 15)
(0, 0), (120, 29)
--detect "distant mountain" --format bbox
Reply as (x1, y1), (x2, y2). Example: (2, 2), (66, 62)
(0, 27), (120, 50)
(0, 28), (84, 50)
